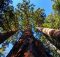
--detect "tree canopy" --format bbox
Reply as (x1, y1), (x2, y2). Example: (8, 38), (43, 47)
(0, 0), (60, 57)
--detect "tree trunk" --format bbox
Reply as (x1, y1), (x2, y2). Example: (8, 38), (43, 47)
(7, 30), (52, 57)
(0, 30), (17, 44)
(36, 27), (60, 49)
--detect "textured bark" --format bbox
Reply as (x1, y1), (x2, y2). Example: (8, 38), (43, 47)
(36, 27), (60, 49)
(36, 27), (60, 38)
(0, 31), (17, 44)
(7, 30), (52, 57)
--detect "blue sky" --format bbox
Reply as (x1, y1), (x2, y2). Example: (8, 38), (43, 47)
(12, 0), (53, 16)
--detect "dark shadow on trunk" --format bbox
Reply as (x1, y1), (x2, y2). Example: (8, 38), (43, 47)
(0, 31), (17, 44)
(7, 30), (52, 57)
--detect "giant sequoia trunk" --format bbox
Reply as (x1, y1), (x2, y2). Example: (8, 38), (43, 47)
(0, 30), (17, 44)
(36, 27), (60, 49)
(7, 29), (52, 57)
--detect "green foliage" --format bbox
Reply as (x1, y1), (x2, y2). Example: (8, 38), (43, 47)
(52, 0), (60, 12)
(33, 8), (46, 27)
(2, 6), (19, 32)
(43, 13), (60, 29)
(16, 0), (46, 30)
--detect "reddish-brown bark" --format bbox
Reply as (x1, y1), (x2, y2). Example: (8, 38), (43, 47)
(7, 30), (52, 57)
(36, 27), (60, 49)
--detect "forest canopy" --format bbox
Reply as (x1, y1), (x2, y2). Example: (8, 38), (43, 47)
(0, 0), (60, 57)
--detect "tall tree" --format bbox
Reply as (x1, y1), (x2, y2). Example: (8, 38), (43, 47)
(36, 27), (60, 49)
(16, 0), (46, 30)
